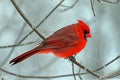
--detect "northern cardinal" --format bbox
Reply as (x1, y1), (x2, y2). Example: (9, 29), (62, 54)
(10, 20), (92, 65)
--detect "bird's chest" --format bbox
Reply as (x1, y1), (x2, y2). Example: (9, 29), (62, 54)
(52, 39), (86, 58)
(74, 40), (86, 53)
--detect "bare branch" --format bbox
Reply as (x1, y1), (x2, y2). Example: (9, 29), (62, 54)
(104, 69), (120, 78)
(60, 0), (79, 11)
(69, 56), (103, 79)
(94, 55), (120, 72)
(90, 0), (96, 16)
(0, 23), (26, 67)
(18, 0), (65, 43)
(1, 54), (120, 80)
(78, 68), (83, 80)
(97, 0), (120, 5)
(0, 41), (40, 48)
(10, 0), (45, 40)
(72, 62), (77, 80)
(0, 67), (87, 79)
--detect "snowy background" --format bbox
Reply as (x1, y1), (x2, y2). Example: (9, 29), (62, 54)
(0, 0), (120, 80)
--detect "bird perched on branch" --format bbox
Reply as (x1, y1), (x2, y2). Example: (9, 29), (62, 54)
(10, 20), (92, 65)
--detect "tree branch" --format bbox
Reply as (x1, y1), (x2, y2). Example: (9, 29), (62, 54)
(10, 0), (45, 40)
(18, 0), (65, 43)
(69, 56), (103, 79)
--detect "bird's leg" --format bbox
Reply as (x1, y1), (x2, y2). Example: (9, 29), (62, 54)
(69, 56), (76, 61)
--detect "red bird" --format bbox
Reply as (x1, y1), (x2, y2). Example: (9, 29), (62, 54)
(10, 20), (92, 65)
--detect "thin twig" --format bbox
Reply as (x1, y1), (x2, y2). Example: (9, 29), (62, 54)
(0, 67), (119, 79)
(90, 0), (96, 16)
(72, 62), (77, 80)
(97, 0), (120, 4)
(69, 56), (102, 79)
(36, 0), (65, 29)
(78, 68), (83, 80)
(0, 67), (86, 79)
(104, 69), (120, 79)
(0, 67), (101, 79)
(0, 41), (40, 48)
(77, 55), (120, 76)
(93, 55), (120, 72)
(18, 0), (65, 43)
(0, 23), (26, 67)
(10, 0), (45, 40)
(1, 54), (120, 80)
(60, 0), (79, 11)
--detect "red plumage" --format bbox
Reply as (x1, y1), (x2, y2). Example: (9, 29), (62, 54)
(10, 20), (92, 65)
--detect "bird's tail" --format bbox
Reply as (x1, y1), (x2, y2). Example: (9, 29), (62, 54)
(10, 49), (38, 65)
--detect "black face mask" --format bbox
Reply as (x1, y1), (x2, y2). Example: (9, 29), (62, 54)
(84, 30), (89, 41)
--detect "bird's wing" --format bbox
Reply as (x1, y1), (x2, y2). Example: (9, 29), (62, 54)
(41, 36), (79, 49)
(39, 25), (80, 49)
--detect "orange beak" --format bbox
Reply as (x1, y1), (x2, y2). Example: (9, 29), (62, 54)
(86, 33), (92, 38)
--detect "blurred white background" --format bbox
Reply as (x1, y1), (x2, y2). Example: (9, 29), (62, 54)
(0, 0), (120, 80)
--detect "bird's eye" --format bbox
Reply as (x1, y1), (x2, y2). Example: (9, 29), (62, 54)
(84, 30), (89, 40)
(84, 30), (89, 34)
